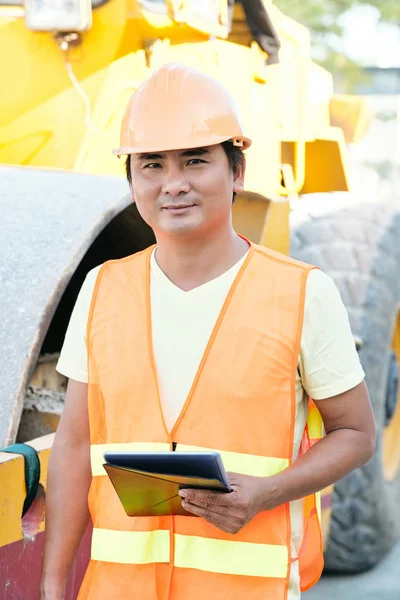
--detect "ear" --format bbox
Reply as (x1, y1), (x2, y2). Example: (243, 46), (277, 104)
(233, 160), (246, 195)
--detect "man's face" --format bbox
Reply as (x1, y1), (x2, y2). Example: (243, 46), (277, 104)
(129, 144), (245, 237)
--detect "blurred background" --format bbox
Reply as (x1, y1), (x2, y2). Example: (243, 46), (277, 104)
(275, 0), (400, 201)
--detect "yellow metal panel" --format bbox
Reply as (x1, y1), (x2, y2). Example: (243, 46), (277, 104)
(73, 51), (149, 173)
(383, 310), (400, 481)
(272, 6), (311, 143)
(330, 94), (372, 144)
(0, 436), (52, 547)
(260, 198), (290, 255)
(0, 0), (128, 130)
(306, 62), (334, 137)
(216, 42), (281, 201)
(0, 0), (206, 171)
(0, 71), (106, 169)
(301, 129), (350, 194)
(233, 193), (290, 255)
(232, 194), (271, 244)
(0, 454), (26, 547)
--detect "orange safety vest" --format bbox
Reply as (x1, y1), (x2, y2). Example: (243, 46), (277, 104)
(78, 242), (324, 600)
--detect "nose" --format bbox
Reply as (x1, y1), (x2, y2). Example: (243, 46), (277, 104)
(161, 165), (191, 198)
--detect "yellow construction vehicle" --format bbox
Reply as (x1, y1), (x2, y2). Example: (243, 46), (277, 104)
(0, 1), (399, 596)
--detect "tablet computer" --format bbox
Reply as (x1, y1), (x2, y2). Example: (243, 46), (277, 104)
(103, 450), (231, 491)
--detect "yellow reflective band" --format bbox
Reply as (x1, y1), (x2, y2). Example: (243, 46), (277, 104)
(316, 490), (322, 522)
(176, 444), (289, 477)
(91, 528), (170, 564)
(90, 442), (171, 476)
(174, 534), (288, 578)
(306, 406), (324, 440)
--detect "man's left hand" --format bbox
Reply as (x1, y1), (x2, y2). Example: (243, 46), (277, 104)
(179, 472), (277, 534)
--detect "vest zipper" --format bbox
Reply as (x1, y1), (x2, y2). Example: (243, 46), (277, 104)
(172, 442), (177, 451)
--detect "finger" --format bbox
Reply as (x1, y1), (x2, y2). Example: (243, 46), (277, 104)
(182, 501), (227, 525)
(179, 489), (225, 508)
(183, 498), (228, 517)
(180, 489), (237, 509)
(181, 500), (215, 521)
(182, 501), (241, 534)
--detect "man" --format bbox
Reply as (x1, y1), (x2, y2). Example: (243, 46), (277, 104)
(40, 63), (375, 600)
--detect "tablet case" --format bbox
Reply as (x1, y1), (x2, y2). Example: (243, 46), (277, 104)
(103, 463), (229, 517)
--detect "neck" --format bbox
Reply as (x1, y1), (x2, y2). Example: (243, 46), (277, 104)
(154, 227), (250, 291)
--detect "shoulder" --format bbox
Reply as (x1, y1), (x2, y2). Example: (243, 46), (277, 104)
(252, 243), (315, 271)
(250, 244), (337, 307)
(96, 247), (155, 282)
(304, 269), (342, 313)
(80, 264), (103, 304)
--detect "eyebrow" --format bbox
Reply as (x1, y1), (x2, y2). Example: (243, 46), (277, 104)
(137, 148), (210, 161)
(181, 148), (210, 157)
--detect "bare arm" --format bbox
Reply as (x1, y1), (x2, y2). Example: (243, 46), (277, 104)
(40, 379), (91, 599)
(180, 381), (376, 533)
(264, 380), (376, 506)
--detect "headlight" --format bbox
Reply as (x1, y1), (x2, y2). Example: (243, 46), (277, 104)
(25, 0), (92, 32)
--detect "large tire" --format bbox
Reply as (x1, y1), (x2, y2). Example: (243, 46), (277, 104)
(290, 195), (400, 573)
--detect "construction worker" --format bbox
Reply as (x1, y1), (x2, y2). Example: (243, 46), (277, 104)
(40, 63), (376, 600)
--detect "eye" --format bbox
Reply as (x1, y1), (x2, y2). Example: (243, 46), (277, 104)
(187, 159), (207, 166)
(143, 163), (161, 169)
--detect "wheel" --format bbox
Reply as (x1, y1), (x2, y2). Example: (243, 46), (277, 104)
(290, 195), (400, 573)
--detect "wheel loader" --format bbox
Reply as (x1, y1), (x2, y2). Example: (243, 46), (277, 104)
(0, 1), (399, 597)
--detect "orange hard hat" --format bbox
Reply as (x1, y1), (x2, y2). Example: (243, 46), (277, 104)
(113, 63), (251, 156)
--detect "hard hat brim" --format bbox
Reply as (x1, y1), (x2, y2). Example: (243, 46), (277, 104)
(112, 134), (252, 157)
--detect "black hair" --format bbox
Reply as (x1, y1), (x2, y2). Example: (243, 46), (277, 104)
(125, 154), (132, 186)
(125, 141), (245, 202)
(220, 140), (246, 177)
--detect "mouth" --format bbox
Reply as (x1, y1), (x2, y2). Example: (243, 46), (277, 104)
(161, 203), (196, 212)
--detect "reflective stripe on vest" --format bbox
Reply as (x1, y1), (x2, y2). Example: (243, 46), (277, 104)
(91, 442), (171, 476)
(91, 529), (289, 578)
(91, 528), (170, 564)
(306, 401), (324, 442)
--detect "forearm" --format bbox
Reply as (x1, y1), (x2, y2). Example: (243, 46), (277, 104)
(40, 438), (91, 599)
(263, 428), (375, 510)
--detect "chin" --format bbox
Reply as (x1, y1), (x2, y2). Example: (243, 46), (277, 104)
(159, 217), (204, 236)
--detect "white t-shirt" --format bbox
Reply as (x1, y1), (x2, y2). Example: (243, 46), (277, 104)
(57, 248), (364, 599)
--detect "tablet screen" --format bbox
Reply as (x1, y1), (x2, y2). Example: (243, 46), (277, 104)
(103, 450), (231, 490)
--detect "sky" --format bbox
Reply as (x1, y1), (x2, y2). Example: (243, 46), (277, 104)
(340, 5), (400, 68)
